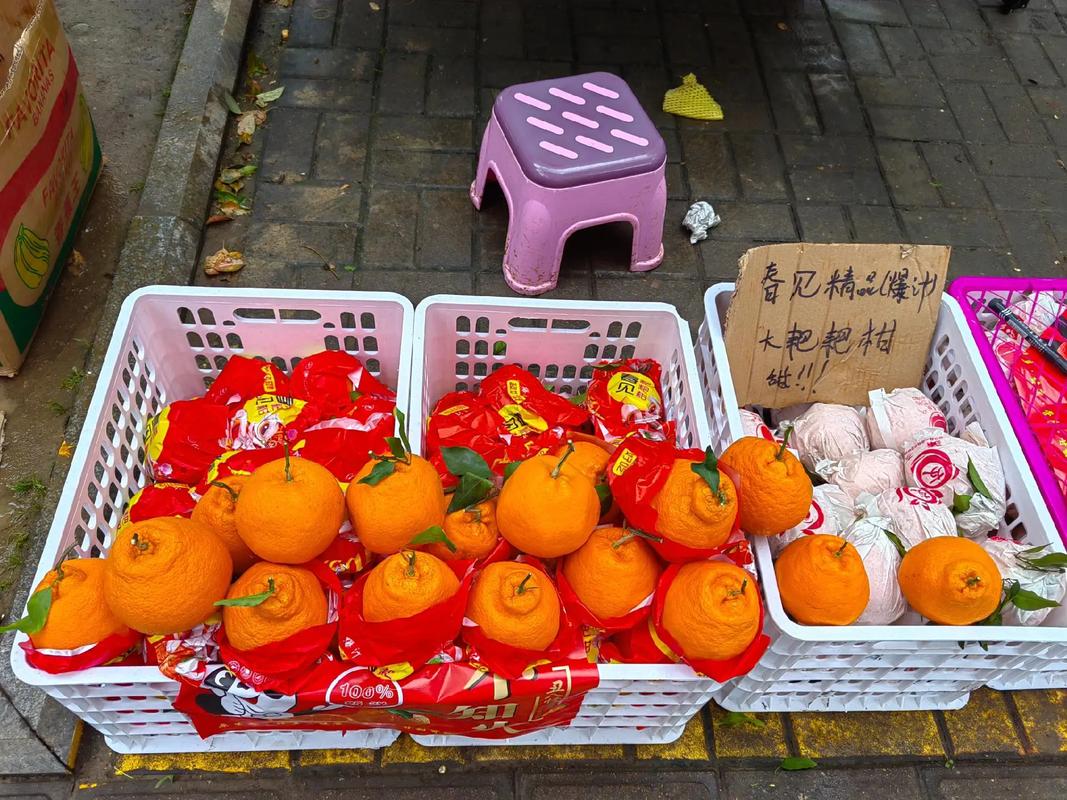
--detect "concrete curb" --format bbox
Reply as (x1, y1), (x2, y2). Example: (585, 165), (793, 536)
(0, 0), (253, 776)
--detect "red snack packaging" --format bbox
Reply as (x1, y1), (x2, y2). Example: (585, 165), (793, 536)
(226, 393), (313, 450)
(317, 522), (370, 580)
(338, 571), (474, 670)
(197, 446), (287, 494)
(205, 356), (290, 406)
(145, 398), (229, 484)
(479, 365), (589, 435)
(425, 391), (513, 486)
(217, 561), (341, 694)
(605, 438), (742, 562)
(599, 617), (673, 665)
(20, 629), (143, 674)
(298, 395), (396, 482)
(556, 563), (653, 635)
(291, 351), (395, 417)
(585, 359), (675, 443)
(119, 482), (197, 526)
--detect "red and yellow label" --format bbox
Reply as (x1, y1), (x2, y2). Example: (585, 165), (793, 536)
(606, 372), (659, 411)
(497, 403), (547, 436)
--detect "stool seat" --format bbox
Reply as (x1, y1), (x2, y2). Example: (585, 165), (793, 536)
(492, 72), (666, 189)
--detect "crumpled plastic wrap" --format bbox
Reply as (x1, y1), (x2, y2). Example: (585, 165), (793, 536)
(738, 407), (776, 442)
(682, 201), (721, 244)
(856, 487), (957, 549)
(902, 424), (1007, 538)
(771, 483), (856, 556)
(789, 403), (870, 471)
(981, 538), (1067, 626)
(839, 515), (907, 626)
(867, 388), (948, 451)
(820, 448), (906, 499)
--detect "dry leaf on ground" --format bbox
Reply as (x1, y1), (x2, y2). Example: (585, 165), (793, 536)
(237, 112), (257, 144)
(66, 250), (86, 277)
(204, 248), (245, 277)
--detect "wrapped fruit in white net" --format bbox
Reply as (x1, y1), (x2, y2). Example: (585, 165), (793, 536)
(902, 424), (1007, 538)
(789, 403), (869, 472)
(839, 516), (907, 626)
(856, 487), (956, 549)
(738, 408), (776, 442)
(771, 483), (856, 556)
(820, 448), (905, 499)
(867, 388), (948, 452)
(981, 538), (1067, 626)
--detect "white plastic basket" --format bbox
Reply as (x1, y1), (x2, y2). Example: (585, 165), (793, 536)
(698, 284), (1067, 712)
(9, 286), (413, 754)
(408, 295), (718, 746)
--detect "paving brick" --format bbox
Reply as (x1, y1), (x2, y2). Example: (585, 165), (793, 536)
(791, 166), (891, 204)
(835, 21), (893, 75)
(985, 175), (1067, 209)
(849, 205), (905, 241)
(856, 76), (946, 107)
(764, 72), (820, 133)
(115, 751), (291, 775)
(379, 735), (465, 765)
(523, 1), (574, 61)
(279, 78), (373, 111)
(918, 29), (1019, 84)
(314, 776), (509, 800)
(595, 275), (707, 331)
(377, 52), (428, 114)
(353, 268), (474, 302)
(288, 0), (337, 47)
(244, 222), (357, 266)
(935, 0), (987, 30)
(635, 715), (710, 761)
(732, 133), (788, 201)
(261, 109), (319, 181)
(474, 743), (624, 763)
(826, 0), (909, 25)
(574, 7), (658, 37)
(479, 0), (523, 58)
(793, 711), (944, 758)
(314, 113), (370, 181)
(1042, 34), (1067, 83)
(663, 11), (714, 65)
(427, 58), (477, 118)
(371, 151), (473, 187)
(387, 25), (478, 57)
(920, 142), (991, 208)
(254, 183), (361, 224)
(742, 0), (826, 17)
(377, 116), (473, 151)
(710, 706), (791, 759)
(796, 205), (852, 240)
(941, 688), (1025, 756)
(710, 203), (798, 241)
(361, 188), (419, 267)
(679, 131), (738, 200)
(336, 0), (384, 48)
(811, 73), (866, 133)
(944, 83), (1008, 144)
(667, 162), (690, 200)
(867, 104), (961, 140)
(722, 767), (925, 800)
(280, 48), (375, 82)
(998, 210), (1064, 274)
(1000, 34), (1062, 86)
(879, 139), (938, 206)
(417, 190), (474, 269)
(477, 268), (593, 299)
(982, 7), (1065, 36)
(876, 25), (934, 77)
(967, 142), (1066, 176)
(577, 36), (664, 64)
(480, 58), (574, 89)
(900, 0), (949, 27)
(985, 84), (1052, 143)
(782, 134), (879, 168)
(297, 747), (376, 766)
(753, 17), (847, 73)
(1027, 87), (1067, 144)
(946, 246), (1018, 277)
(900, 208), (1008, 247)
(519, 772), (718, 800)
(706, 15), (760, 71)
(388, 0), (477, 28)
(475, 226), (506, 272)
(924, 764), (1067, 800)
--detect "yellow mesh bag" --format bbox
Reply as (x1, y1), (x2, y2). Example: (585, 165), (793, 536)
(662, 73), (724, 121)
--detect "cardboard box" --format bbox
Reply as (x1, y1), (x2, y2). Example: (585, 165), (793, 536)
(0, 0), (100, 375)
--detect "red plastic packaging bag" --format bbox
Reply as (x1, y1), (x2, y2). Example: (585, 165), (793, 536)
(145, 398), (229, 484)
(479, 365), (589, 437)
(19, 629), (143, 674)
(120, 482), (197, 526)
(556, 563), (653, 635)
(205, 356), (290, 406)
(425, 391), (512, 485)
(291, 351), (394, 417)
(585, 359), (675, 443)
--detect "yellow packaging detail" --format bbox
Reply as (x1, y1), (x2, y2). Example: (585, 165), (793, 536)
(439, 404), (469, 416)
(611, 448), (637, 476)
(144, 407), (170, 464)
(243, 394), (305, 425)
(607, 371), (659, 411)
(497, 403), (547, 436)
(505, 379), (525, 403)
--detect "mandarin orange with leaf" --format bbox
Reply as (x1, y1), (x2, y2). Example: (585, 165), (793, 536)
(661, 560), (761, 661)
(653, 451), (738, 550)
(29, 559), (131, 650)
(719, 435), (812, 536)
(347, 455), (447, 555)
(561, 527), (660, 620)
(429, 499), (498, 561)
(104, 516), (233, 634)
(362, 550), (460, 622)
(220, 562), (328, 651)
(466, 561), (560, 650)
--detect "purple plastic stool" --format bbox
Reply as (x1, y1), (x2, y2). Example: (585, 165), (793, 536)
(471, 72), (667, 295)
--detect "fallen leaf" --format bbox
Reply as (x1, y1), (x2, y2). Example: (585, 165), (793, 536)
(237, 112), (257, 144)
(273, 0), (293, 6)
(253, 109), (268, 125)
(256, 86), (285, 107)
(281, 28), (289, 42)
(340, 183), (351, 191)
(58, 441), (73, 458)
(204, 248), (245, 277)
(223, 91), (242, 115)
(776, 21), (789, 30)
(206, 214), (234, 225)
(219, 164), (257, 185)
(369, 1), (381, 9)
(66, 250), (86, 277)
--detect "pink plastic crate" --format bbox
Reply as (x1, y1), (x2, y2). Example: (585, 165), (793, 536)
(948, 277), (1067, 544)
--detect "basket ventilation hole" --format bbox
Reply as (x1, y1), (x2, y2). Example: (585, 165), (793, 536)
(626, 322), (642, 339)
(215, 355), (229, 371)
(603, 345), (617, 360)
(363, 336), (378, 353)
(475, 341), (488, 357)
(227, 333), (243, 349)
(456, 316), (470, 333)
(476, 317), (490, 334)
(607, 322), (623, 338)
(177, 307), (195, 325)
(367, 358), (380, 373)
(197, 309), (216, 326)
(271, 357), (287, 373)
(527, 364), (541, 378)
(545, 364), (559, 379)
(341, 312), (357, 329)
(474, 363), (488, 378)
(584, 344), (599, 361)
(324, 335), (340, 351)
(206, 332), (224, 350)
(580, 365), (594, 380)
(195, 355), (211, 371)
(186, 332), (204, 349)
(457, 363), (470, 377)
(280, 309), (320, 322)
(456, 341), (470, 356)
(361, 313), (375, 330)
(621, 344), (636, 359)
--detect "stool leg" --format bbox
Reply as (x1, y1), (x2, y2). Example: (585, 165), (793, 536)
(630, 174), (666, 273)
(470, 123), (495, 210)
(502, 200), (562, 296)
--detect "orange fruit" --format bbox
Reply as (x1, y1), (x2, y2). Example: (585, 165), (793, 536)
(561, 527), (660, 619)
(346, 455), (447, 555)
(236, 455), (345, 564)
(661, 561), (761, 661)
(496, 444), (599, 558)
(557, 440), (610, 484)
(719, 436), (813, 536)
(775, 534), (870, 626)
(362, 550), (459, 622)
(467, 561), (560, 650)
(221, 562), (328, 651)
(653, 458), (738, 550)
(429, 500), (498, 561)
(104, 516), (233, 634)
(898, 537), (1003, 625)
(29, 559), (130, 650)
(191, 476), (257, 574)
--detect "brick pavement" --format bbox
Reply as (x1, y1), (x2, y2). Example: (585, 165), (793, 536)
(69, 0), (1067, 795)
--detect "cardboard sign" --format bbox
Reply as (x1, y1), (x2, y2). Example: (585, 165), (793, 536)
(724, 243), (951, 407)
